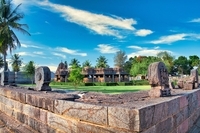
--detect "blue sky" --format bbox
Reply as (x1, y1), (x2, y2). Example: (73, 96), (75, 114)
(8, 0), (200, 72)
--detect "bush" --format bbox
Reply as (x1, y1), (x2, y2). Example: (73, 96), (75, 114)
(132, 80), (149, 85)
(84, 83), (95, 86)
(94, 82), (107, 86)
(106, 82), (117, 86)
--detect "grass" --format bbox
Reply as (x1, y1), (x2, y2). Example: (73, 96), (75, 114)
(19, 84), (151, 94)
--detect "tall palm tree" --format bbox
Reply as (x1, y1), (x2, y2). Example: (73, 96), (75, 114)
(0, 0), (30, 71)
(96, 56), (109, 68)
(69, 58), (80, 68)
(82, 60), (92, 68)
(10, 53), (22, 72)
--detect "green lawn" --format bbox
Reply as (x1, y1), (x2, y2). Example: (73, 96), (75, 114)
(19, 84), (150, 94)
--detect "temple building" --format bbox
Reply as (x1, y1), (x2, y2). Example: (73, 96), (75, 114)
(54, 62), (129, 83)
(54, 62), (69, 82)
(82, 67), (129, 83)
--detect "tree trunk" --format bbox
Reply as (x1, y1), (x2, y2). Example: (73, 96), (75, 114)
(3, 53), (6, 71)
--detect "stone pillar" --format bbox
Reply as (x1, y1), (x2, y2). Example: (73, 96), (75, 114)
(35, 66), (52, 91)
(1, 71), (9, 86)
(112, 75), (114, 82)
(148, 62), (171, 98)
(119, 74), (121, 82)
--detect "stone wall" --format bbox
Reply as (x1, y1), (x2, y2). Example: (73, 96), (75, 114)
(0, 86), (200, 133)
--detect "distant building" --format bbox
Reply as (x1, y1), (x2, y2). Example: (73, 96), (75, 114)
(54, 62), (129, 83)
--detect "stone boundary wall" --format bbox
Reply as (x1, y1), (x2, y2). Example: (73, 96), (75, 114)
(0, 86), (200, 133)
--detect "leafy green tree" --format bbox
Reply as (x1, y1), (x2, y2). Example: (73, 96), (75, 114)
(96, 56), (109, 68)
(0, 55), (4, 69)
(10, 54), (22, 72)
(189, 55), (200, 68)
(157, 51), (174, 74)
(68, 65), (84, 88)
(82, 60), (92, 68)
(130, 56), (160, 76)
(23, 61), (35, 84)
(173, 56), (190, 75)
(69, 58), (80, 68)
(0, 0), (30, 71)
(114, 50), (127, 68)
(124, 57), (135, 74)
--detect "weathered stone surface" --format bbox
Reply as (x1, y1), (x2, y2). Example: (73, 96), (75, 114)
(108, 106), (139, 131)
(179, 95), (188, 109)
(35, 66), (51, 91)
(54, 100), (108, 125)
(47, 112), (77, 133)
(155, 117), (173, 133)
(148, 62), (171, 97)
(177, 118), (189, 133)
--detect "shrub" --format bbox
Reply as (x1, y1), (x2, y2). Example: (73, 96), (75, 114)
(106, 82), (117, 86)
(84, 83), (95, 86)
(132, 80), (149, 85)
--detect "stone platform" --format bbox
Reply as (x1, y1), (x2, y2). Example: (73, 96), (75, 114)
(1, 86), (200, 133)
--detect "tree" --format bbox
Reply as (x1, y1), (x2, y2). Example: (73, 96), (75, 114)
(157, 51), (174, 74)
(173, 56), (190, 75)
(69, 58), (80, 68)
(23, 61), (35, 84)
(114, 50), (127, 68)
(68, 65), (84, 88)
(10, 54), (22, 72)
(0, 55), (3, 68)
(188, 55), (200, 68)
(124, 57), (134, 74)
(96, 56), (109, 68)
(130, 56), (160, 76)
(82, 60), (92, 68)
(0, 0), (30, 71)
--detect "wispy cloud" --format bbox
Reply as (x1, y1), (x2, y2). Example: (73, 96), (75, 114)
(56, 47), (87, 56)
(35, 0), (136, 39)
(31, 32), (42, 35)
(33, 51), (44, 55)
(52, 52), (66, 59)
(21, 43), (43, 49)
(17, 52), (36, 57)
(95, 44), (119, 54)
(150, 33), (187, 44)
(127, 45), (172, 58)
(135, 29), (153, 37)
(127, 45), (144, 50)
(189, 18), (200, 23)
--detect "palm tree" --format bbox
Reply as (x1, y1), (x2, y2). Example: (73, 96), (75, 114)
(10, 53), (22, 83)
(69, 58), (80, 68)
(10, 53), (22, 72)
(96, 56), (109, 68)
(82, 60), (92, 68)
(0, 0), (30, 71)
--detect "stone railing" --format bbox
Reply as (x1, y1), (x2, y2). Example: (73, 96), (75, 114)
(0, 86), (200, 132)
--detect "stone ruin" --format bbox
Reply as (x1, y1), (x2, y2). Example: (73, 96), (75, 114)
(148, 62), (171, 97)
(177, 68), (199, 90)
(35, 66), (52, 91)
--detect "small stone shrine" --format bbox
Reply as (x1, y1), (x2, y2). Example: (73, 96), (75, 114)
(148, 62), (171, 97)
(35, 66), (51, 91)
(54, 62), (68, 82)
(177, 68), (199, 90)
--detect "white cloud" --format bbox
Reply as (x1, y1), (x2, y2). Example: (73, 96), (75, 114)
(21, 43), (42, 49)
(154, 46), (160, 49)
(189, 18), (200, 23)
(33, 51), (44, 55)
(95, 44), (119, 54)
(150, 33), (187, 44)
(52, 52), (66, 59)
(135, 29), (153, 37)
(17, 52), (36, 57)
(127, 45), (144, 50)
(56, 47), (87, 56)
(35, 0), (136, 39)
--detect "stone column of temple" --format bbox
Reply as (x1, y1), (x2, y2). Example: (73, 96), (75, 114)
(119, 73), (121, 82)
(112, 74), (114, 82)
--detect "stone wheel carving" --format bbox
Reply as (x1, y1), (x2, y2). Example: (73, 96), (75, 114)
(35, 66), (51, 91)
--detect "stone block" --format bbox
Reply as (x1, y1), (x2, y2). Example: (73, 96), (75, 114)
(77, 121), (132, 133)
(142, 125), (155, 133)
(179, 96), (188, 109)
(152, 102), (168, 125)
(23, 104), (40, 120)
(173, 106), (188, 127)
(108, 106), (139, 131)
(47, 112), (78, 133)
(167, 98), (180, 116)
(54, 100), (107, 125)
(177, 118), (188, 133)
(155, 117), (173, 133)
